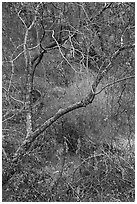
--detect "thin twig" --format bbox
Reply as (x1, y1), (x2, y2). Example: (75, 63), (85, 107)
(95, 76), (135, 95)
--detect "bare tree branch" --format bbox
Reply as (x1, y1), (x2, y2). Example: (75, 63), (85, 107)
(95, 76), (135, 95)
(90, 2), (113, 22)
(3, 39), (135, 186)
(2, 3), (135, 191)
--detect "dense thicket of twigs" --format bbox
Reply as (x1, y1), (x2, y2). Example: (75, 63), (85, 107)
(2, 2), (134, 202)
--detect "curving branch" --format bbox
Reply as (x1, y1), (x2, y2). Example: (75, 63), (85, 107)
(95, 76), (135, 95)
(2, 2), (135, 190)
(2, 40), (135, 186)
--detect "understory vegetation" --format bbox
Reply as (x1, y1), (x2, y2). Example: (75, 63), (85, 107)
(2, 2), (135, 202)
